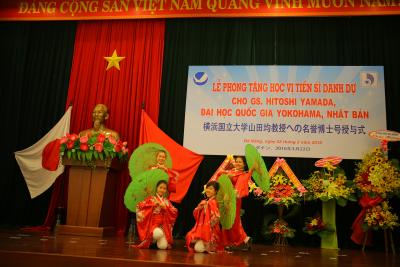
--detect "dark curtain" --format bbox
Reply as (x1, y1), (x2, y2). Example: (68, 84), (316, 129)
(159, 16), (400, 248)
(0, 22), (76, 226)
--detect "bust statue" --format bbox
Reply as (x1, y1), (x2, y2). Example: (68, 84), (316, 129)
(79, 104), (120, 140)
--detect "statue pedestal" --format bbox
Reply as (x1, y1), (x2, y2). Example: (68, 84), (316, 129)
(56, 157), (122, 237)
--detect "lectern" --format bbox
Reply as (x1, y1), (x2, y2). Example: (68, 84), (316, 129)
(56, 157), (122, 236)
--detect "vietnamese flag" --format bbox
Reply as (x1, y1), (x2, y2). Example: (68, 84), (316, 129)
(44, 20), (165, 234)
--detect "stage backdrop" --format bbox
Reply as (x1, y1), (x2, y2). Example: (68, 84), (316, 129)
(184, 65), (386, 159)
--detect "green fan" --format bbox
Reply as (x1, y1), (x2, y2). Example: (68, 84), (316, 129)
(216, 174), (236, 230)
(129, 142), (172, 179)
(245, 144), (270, 192)
(124, 169), (169, 212)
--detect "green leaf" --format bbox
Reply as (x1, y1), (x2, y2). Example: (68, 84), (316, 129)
(348, 194), (357, 202)
(94, 151), (99, 160)
(320, 196), (330, 202)
(361, 223), (369, 232)
(81, 152), (86, 162)
(318, 231), (332, 237)
(88, 136), (97, 145)
(72, 141), (78, 149)
(104, 150), (109, 157)
(60, 144), (66, 152)
(88, 150), (93, 161)
(103, 142), (113, 150)
(67, 150), (71, 159)
(286, 231), (295, 238)
(336, 197), (347, 207)
(99, 153), (104, 160)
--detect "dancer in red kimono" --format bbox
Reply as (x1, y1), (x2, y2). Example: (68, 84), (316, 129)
(150, 150), (179, 193)
(220, 155), (255, 251)
(186, 181), (223, 253)
(135, 180), (178, 249)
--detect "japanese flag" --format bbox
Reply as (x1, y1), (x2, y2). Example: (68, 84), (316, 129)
(15, 107), (71, 198)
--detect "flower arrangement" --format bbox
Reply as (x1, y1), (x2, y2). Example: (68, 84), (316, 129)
(303, 162), (356, 206)
(354, 147), (400, 198)
(303, 215), (334, 236)
(363, 201), (399, 230)
(60, 133), (129, 168)
(266, 172), (302, 207)
(268, 219), (295, 238)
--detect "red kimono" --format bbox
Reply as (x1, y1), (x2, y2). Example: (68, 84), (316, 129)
(185, 197), (223, 252)
(135, 195), (178, 248)
(221, 169), (253, 246)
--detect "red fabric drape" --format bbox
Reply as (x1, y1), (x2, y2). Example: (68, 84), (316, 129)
(44, 20), (165, 234)
(351, 194), (384, 245)
(139, 110), (204, 203)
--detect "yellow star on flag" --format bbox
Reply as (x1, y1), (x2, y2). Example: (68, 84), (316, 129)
(104, 49), (125, 71)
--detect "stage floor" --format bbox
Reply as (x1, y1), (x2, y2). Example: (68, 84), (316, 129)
(0, 229), (398, 267)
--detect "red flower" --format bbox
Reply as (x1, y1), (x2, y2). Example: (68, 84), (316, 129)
(114, 143), (122, 152)
(66, 141), (74, 149)
(79, 135), (89, 144)
(79, 143), (89, 151)
(94, 143), (103, 153)
(60, 136), (68, 144)
(361, 172), (369, 181)
(268, 184), (294, 199)
(97, 133), (106, 143)
(69, 133), (79, 142)
(108, 136), (117, 145)
(254, 188), (263, 196)
(80, 143), (89, 152)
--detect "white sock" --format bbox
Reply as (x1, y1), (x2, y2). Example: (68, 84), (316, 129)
(194, 240), (205, 253)
(153, 227), (165, 241)
(157, 237), (168, 250)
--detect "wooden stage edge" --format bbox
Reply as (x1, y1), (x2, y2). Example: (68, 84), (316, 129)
(0, 229), (398, 267)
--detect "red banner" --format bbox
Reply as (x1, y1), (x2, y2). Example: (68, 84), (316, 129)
(0, 0), (399, 20)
